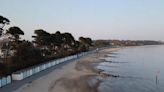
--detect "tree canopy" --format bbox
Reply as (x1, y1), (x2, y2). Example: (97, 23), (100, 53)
(6, 26), (24, 41)
(0, 15), (94, 77)
(0, 15), (10, 36)
(32, 29), (51, 47)
(0, 15), (10, 26)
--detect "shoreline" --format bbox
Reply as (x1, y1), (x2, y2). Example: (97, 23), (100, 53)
(0, 47), (122, 92)
(50, 47), (122, 92)
(45, 47), (122, 92)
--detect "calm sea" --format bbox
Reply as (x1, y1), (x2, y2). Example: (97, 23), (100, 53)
(97, 45), (164, 92)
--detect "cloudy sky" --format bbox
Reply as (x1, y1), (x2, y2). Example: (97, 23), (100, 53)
(0, 0), (164, 41)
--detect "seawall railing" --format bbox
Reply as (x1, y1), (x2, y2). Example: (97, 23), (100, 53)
(0, 50), (96, 88)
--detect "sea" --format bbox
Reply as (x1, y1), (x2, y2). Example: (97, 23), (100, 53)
(97, 45), (164, 92)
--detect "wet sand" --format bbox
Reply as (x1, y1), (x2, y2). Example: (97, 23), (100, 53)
(1, 47), (121, 92)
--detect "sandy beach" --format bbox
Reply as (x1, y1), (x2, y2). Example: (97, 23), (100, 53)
(0, 47), (121, 92)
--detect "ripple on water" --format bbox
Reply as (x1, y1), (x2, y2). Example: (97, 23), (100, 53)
(97, 45), (164, 92)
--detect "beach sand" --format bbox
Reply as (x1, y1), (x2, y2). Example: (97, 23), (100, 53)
(4, 47), (121, 92)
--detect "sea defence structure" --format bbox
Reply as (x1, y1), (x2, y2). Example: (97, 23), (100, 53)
(0, 50), (96, 88)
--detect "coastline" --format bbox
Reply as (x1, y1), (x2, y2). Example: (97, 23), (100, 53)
(49, 47), (122, 92)
(0, 47), (121, 92)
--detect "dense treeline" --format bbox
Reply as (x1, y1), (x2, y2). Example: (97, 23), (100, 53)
(94, 40), (163, 47)
(0, 15), (93, 76)
(0, 15), (163, 76)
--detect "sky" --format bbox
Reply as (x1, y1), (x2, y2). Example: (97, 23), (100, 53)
(0, 0), (164, 41)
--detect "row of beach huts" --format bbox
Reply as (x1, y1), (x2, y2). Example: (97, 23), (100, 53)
(0, 50), (96, 88)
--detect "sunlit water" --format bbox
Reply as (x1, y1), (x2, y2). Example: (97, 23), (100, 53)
(97, 45), (164, 92)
